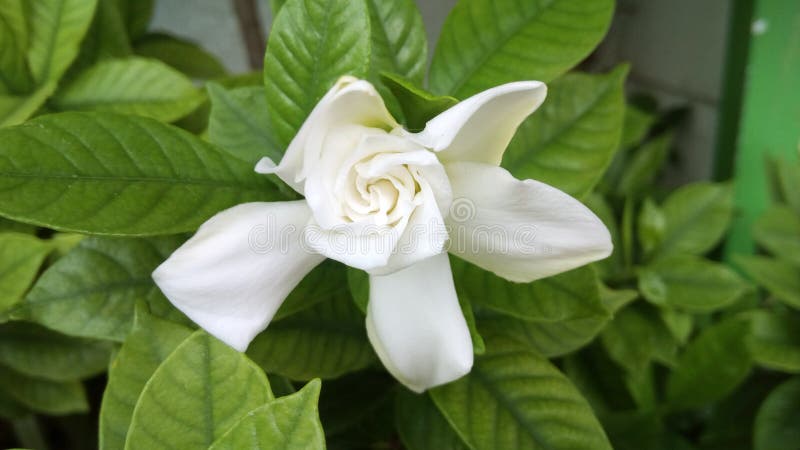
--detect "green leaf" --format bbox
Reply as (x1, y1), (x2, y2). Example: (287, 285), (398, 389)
(754, 377), (800, 450)
(0, 112), (284, 235)
(638, 255), (749, 313)
(769, 156), (800, 215)
(124, 331), (274, 449)
(619, 104), (655, 150)
(274, 259), (350, 320)
(271, 0), (287, 16)
(366, 0), (426, 83)
(637, 198), (665, 259)
(247, 292), (375, 380)
(601, 303), (677, 373)
(99, 310), (193, 450)
(454, 260), (607, 322)
(346, 266), (369, 314)
(207, 83), (282, 164)
(655, 182), (734, 257)
(117, 0), (154, 40)
(395, 391), (468, 450)
(616, 132), (672, 196)
(380, 72), (457, 131)
(584, 193), (622, 279)
(430, 334), (612, 450)
(366, 0), (427, 121)
(429, 0), (614, 98)
(502, 67), (628, 198)
(0, 365), (87, 415)
(753, 206), (800, 266)
(53, 57), (204, 122)
(69, 0), (133, 74)
(15, 236), (185, 341)
(209, 380), (325, 450)
(0, 233), (51, 312)
(26, 0), (98, 84)
(264, 0), (371, 147)
(477, 309), (608, 359)
(666, 316), (752, 410)
(0, 81), (57, 127)
(134, 33), (227, 79)
(0, 3), (30, 94)
(735, 255), (800, 310)
(0, 322), (112, 381)
(746, 310), (800, 373)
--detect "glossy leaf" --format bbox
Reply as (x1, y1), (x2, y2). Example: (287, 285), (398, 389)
(134, 33), (227, 79)
(0, 322), (112, 381)
(124, 331), (274, 449)
(15, 236), (185, 341)
(367, 0), (426, 83)
(430, 0), (614, 97)
(502, 67), (627, 198)
(207, 83), (282, 164)
(274, 259), (350, 320)
(655, 182), (734, 257)
(0, 112), (284, 235)
(735, 255), (800, 310)
(754, 377), (800, 450)
(638, 255), (750, 313)
(26, 0), (98, 84)
(746, 310), (800, 373)
(0, 82), (57, 127)
(53, 58), (204, 122)
(0, 234), (51, 312)
(753, 206), (800, 266)
(430, 335), (612, 450)
(247, 292), (375, 380)
(209, 380), (325, 450)
(395, 390), (468, 450)
(0, 365), (87, 415)
(616, 132), (672, 196)
(99, 311), (194, 450)
(637, 198), (665, 259)
(601, 304), (677, 373)
(666, 316), (752, 410)
(380, 72), (457, 131)
(264, 0), (371, 146)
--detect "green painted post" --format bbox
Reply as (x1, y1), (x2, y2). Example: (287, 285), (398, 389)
(722, 0), (800, 257)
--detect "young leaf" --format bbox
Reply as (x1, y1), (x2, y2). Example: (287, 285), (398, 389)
(735, 255), (800, 310)
(15, 236), (185, 341)
(209, 380), (325, 450)
(207, 83), (282, 164)
(395, 390), (469, 450)
(637, 197), (666, 259)
(99, 310), (193, 450)
(247, 292), (375, 380)
(134, 33), (227, 79)
(0, 81), (57, 127)
(0, 322), (112, 381)
(753, 377), (800, 450)
(655, 182), (734, 257)
(0, 112), (284, 235)
(666, 316), (753, 410)
(0, 365), (87, 415)
(616, 132), (672, 197)
(430, 334), (613, 450)
(501, 67), (628, 198)
(380, 72), (458, 131)
(124, 331), (274, 449)
(26, 0), (99, 84)
(638, 255), (750, 313)
(746, 310), (800, 373)
(264, 0), (371, 146)
(53, 57), (204, 122)
(753, 206), (800, 267)
(0, 233), (51, 313)
(601, 303), (678, 373)
(430, 0), (614, 98)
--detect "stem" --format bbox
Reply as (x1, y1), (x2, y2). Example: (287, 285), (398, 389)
(232, 0), (267, 70)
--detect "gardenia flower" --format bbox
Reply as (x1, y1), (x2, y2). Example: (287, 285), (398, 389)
(152, 76), (612, 392)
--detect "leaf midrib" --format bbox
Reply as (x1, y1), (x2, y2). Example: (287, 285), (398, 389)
(0, 171), (267, 192)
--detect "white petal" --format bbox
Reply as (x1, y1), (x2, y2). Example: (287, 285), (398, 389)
(412, 81), (546, 165)
(257, 77), (398, 194)
(152, 201), (324, 351)
(366, 253), (473, 392)
(445, 162), (612, 283)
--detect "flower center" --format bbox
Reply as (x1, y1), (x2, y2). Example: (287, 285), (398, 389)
(341, 157), (423, 226)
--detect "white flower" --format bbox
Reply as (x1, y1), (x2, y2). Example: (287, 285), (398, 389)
(152, 76), (612, 392)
